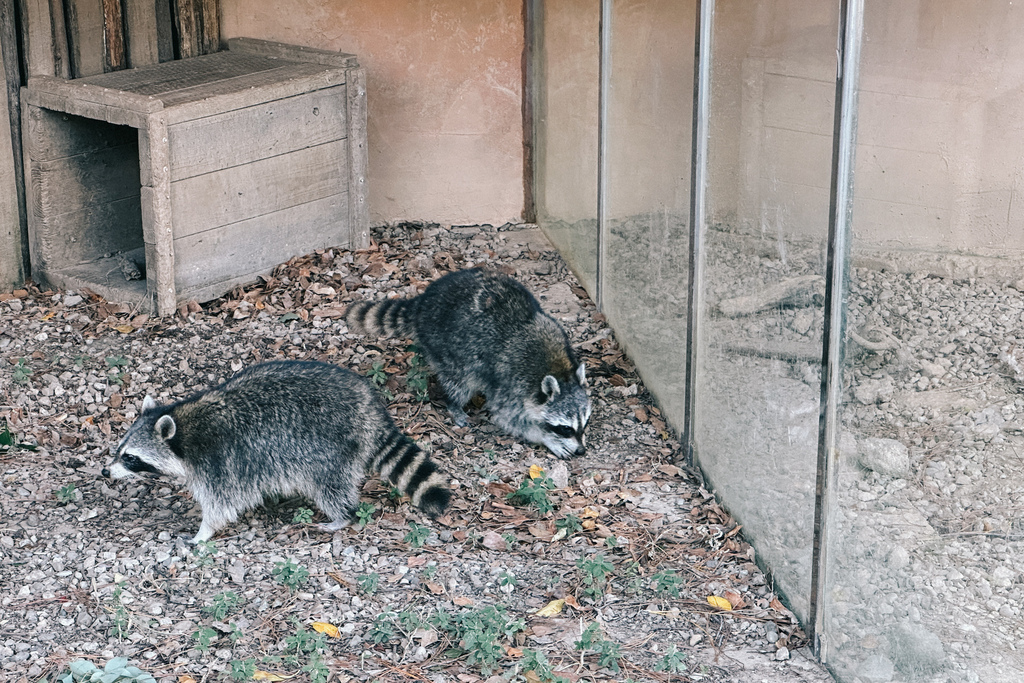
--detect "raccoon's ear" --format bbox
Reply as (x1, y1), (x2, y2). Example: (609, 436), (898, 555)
(540, 375), (560, 403)
(142, 395), (157, 412)
(155, 414), (176, 441)
(575, 363), (588, 387)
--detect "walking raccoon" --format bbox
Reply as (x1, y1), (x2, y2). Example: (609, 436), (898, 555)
(102, 360), (451, 542)
(346, 267), (591, 459)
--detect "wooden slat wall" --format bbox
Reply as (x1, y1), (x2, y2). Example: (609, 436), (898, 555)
(25, 0), (219, 78)
(65, 0), (106, 76)
(101, 0), (126, 70)
(171, 0), (220, 59)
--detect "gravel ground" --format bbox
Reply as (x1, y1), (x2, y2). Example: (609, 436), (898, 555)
(0, 223), (834, 683)
(546, 215), (1024, 683)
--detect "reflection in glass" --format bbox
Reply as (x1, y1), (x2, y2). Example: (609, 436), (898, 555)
(602, 0), (694, 425)
(533, 0), (599, 289)
(695, 1), (840, 623)
(826, 2), (1024, 680)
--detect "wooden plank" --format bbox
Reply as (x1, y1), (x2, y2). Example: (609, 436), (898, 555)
(154, 0), (173, 62)
(171, 193), (349, 292)
(18, 0), (56, 77)
(48, 255), (149, 308)
(33, 145), (140, 217)
(47, 0), (72, 78)
(166, 87), (346, 181)
(139, 111), (176, 315)
(34, 196), (142, 265)
(160, 64), (344, 121)
(345, 67), (368, 249)
(172, 0), (198, 59)
(0, 6), (24, 289)
(226, 37), (358, 68)
(1, 0), (28, 287)
(75, 51), (291, 96)
(25, 87), (150, 127)
(65, 0), (106, 77)
(197, 0), (218, 54)
(23, 103), (136, 161)
(27, 74), (163, 111)
(170, 139), (346, 238)
(175, 265), (281, 305)
(102, 0), (126, 71)
(124, 0), (160, 67)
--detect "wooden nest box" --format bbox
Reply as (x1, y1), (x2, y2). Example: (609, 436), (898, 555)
(22, 38), (368, 315)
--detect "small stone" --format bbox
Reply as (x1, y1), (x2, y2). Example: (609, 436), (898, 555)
(991, 566), (1015, 588)
(854, 378), (894, 405)
(63, 294), (83, 307)
(857, 438), (909, 477)
(858, 654), (895, 683)
(774, 646), (790, 661)
(887, 545), (910, 571)
(548, 461), (570, 489)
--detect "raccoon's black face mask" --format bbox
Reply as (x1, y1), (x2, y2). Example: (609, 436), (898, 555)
(535, 363), (591, 459)
(103, 396), (186, 481)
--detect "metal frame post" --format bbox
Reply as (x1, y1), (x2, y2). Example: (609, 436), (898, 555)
(809, 0), (864, 660)
(595, 0), (611, 310)
(682, 0), (714, 466)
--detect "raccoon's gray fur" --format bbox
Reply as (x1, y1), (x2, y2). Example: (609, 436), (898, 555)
(102, 360), (451, 542)
(346, 267), (591, 459)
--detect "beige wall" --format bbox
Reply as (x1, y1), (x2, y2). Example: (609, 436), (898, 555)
(220, 0), (525, 227)
(721, 0), (1024, 263)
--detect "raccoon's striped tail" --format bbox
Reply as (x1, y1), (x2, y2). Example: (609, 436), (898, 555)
(374, 433), (452, 518)
(345, 298), (417, 338)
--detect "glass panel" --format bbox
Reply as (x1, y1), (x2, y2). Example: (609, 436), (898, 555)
(695, 0), (840, 623)
(825, 2), (1024, 680)
(602, 1), (694, 424)
(533, 0), (599, 290)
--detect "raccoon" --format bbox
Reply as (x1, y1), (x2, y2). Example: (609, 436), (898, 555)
(102, 360), (451, 542)
(346, 267), (591, 459)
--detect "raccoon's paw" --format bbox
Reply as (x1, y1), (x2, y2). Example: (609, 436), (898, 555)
(447, 404), (469, 428)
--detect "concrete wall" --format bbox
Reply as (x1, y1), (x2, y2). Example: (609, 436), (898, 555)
(220, 0), (525, 227)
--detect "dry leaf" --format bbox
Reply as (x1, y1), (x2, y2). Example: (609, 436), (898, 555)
(41, 311), (55, 321)
(723, 589), (746, 609)
(535, 599), (565, 617)
(178, 677), (198, 683)
(506, 646), (523, 657)
(563, 594), (585, 610)
(412, 627), (438, 646)
(550, 528), (567, 543)
(581, 506), (600, 519)
(253, 671), (294, 681)
(581, 520), (596, 531)
(311, 621), (340, 638)
(707, 595), (733, 611)
(482, 530), (507, 550)
(528, 464), (544, 479)
(658, 464), (682, 477)
(454, 596), (474, 606)
(426, 581), (446, 595)
(114, 324), (134, 334)
(524, 672), (542, 683)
